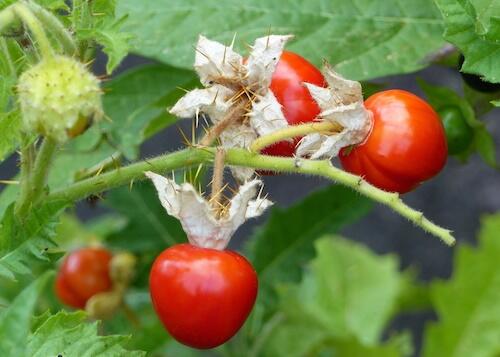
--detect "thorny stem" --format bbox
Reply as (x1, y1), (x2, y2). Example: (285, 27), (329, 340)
(12, 2), (53, 59)
(0, 6), (17, 34)
(14, 135), (35, 217)
(26, 1), (77, 56)
(0, 37), (16, 76)
(250, 121), (343, 153)
(46, 147), (455, 245)
(210, 147), (226, 214)
(29, 137), (57, 204)
(199, 100), (249, 146)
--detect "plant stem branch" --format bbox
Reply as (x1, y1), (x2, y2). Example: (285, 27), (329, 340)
(26, 1), (77, 56)
(46, 147), (455, 245)
(250, 121), (342, 153)
(210, 147), (226, 213)
(30, 137), (57, 203)
(0, 5), (17, 34)
(12, 2), (53, 59)
(199, 100), (248, 146)
(0, 37), (17, 77)
(14, 135), (35, 217)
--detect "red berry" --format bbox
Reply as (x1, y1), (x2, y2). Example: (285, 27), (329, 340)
(149, 244), (258, 349)
(262, 51), (325, 157)
(55, 247), (113, 309)
(340, 90), (447, 193)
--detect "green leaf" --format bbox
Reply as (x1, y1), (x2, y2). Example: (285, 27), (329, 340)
(492, 99), (500, 106)
(117, 0), (445, 80)
(0, 201), (66, 280)
(0, 110), (22, 162)
(0, 272), (52, 356)
(104, 182), (186, 252)
(434, 0), (500, 83)
(27, 311), (146, 356)
(101, 64), (197, 159)
(474, 126), (497, 167)
(78, 16), (132, 74)
(423, 214), (500, 357)
(248, 185), (372, 288)
(260, 236), (409, 357)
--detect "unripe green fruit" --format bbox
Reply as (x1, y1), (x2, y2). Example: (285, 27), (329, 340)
(17, 55), (103, 142)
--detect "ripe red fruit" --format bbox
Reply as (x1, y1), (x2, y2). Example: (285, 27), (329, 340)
(149, 244), (258, 349)
(340, 90), (447, 193)
(262, 51), (325, 157)
(55, 247), (113, 309)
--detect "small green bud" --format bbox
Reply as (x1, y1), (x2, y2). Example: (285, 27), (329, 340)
(17, 55), (103, 142)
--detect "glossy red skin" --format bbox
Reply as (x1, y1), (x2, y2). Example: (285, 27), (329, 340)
(149, 244), (258, 349)
(262, 51), (325, 157)
(55, 247), (113, 309)
(340, 90), (447, 193)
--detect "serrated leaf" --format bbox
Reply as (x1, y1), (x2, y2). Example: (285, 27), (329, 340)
(434, 0), (500, 83)
(117, 0), (445, 80)
(104, 182), (186, 252)
(27, 311), (146, 356)
(0, 110), (22, 161)
(0, 201), (67, 280)
(0, 272), (52, 356)
(248, 185), (372, 288)
(78, 16), (132, 74)
(423, 214), (500, 357)
(260, 236), (409, 357)
(101, 64), (197, 159)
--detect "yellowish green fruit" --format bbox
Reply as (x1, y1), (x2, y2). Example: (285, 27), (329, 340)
(17, 55), (103, 142)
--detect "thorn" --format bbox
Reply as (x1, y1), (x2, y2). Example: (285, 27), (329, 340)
(0, 180), (19, 185)
(176, 86), (190, 93)
(230, 33), (237, 49)
(177, 125), (191, 147)
(265, 26), (272, 49)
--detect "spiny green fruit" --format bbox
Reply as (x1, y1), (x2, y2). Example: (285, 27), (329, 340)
(17, 55), (103, 142)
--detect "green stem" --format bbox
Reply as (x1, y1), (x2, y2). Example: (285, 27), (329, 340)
(0, 37), (16, 77)
(46, 147), (455, 245)
(26, 1), (77, 56)
(12, 2), (53, 59)
(14, 135), (35, 217)
(30, 137), (57, 203)
(0, 5), (17, 34)
(250, 121), (342, 153)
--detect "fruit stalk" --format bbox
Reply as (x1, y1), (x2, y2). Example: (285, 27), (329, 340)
(26, 1), (77, 56)
(14, 135), (35, 217)
(46, 147), (454, 245)
(250, 121), (343, 153)
(12, 2), (53, 59)
(210, 147), (226, 213)
(26, 137), (57, 208)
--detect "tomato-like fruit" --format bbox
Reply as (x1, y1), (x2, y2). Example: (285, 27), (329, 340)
(340, 90), (447, 193)
(262, 51), (325, 157)
(438, 106), (473, 155)
(149, 244), (258, 349)
(55, 247), (113, 309)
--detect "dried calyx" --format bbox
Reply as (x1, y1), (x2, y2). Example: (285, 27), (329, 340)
(169, 34), (372, 180)
(146, 171), (272, 250)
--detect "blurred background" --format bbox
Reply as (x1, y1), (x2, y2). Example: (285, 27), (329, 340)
(1, 53), (499, 353)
